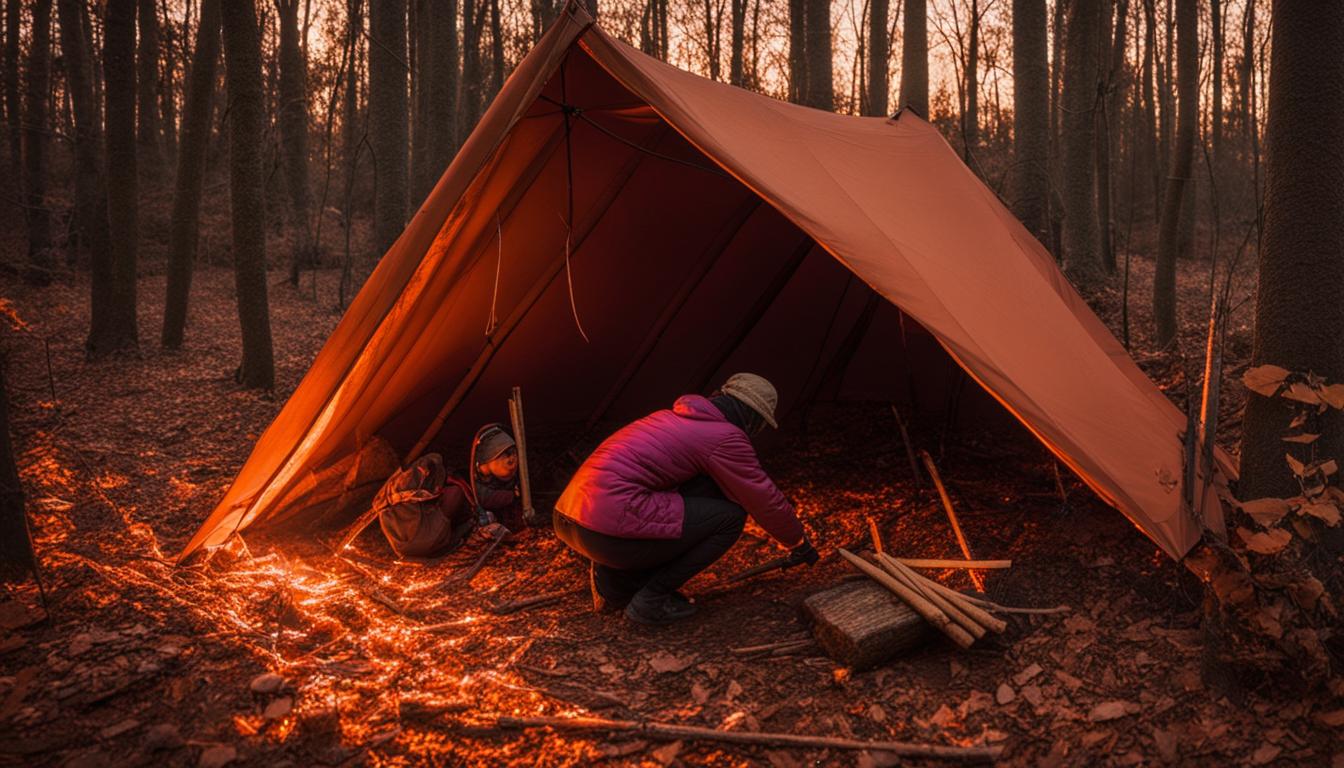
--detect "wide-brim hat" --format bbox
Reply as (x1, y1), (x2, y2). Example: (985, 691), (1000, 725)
(720, 372), (779, 428)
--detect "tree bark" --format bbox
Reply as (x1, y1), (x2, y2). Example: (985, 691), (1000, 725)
(702, 0), (721, 82)
(412, 0), (456, 203)
(221, 0), (275, 389)
(342, 0), (362, 196)
(57, 0), (110, 270)
(160, 0), (177, 169)
(899, 0), (927, 116)
(368, 0), (408, 256)
(1011, 0), (1049, 243)
(1061, 0), (1103, 283)
(803, 0), (832, 110)
(0, 353), (36, 583)
(3, 0), (19, 172)
(1152, 0), (1196, 348)
(788, 0), (806, 103)
(489, 0), (503, 96)
(277, 0), (311, 286)
(23, 0), (53, 283)
(964, 0), (979, 157)
(136, 0), (162, 179)
(1095, 0), (1128, 273)
(866, 0), (888, 116)
(729, 0), (746, 87)
(162, 0), (220, 350)
(89, 0), (140, 358)
(1142, 0), (1159, 216)
(1238, 1), (1344, 499)
(1210, 0), (1223, 174)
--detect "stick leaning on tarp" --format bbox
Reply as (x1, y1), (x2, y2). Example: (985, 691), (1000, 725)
(508, 386), (536, 523)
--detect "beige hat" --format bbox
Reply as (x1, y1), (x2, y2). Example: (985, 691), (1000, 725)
(720, 373), (779, 428)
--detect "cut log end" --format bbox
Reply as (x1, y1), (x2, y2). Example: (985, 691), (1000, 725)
(802, 580), (929, 670)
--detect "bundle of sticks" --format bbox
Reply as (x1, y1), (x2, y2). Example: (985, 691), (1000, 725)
(838, 548), (1032, 649)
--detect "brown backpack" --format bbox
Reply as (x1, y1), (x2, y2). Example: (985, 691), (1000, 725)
(374, 453), (476, 558)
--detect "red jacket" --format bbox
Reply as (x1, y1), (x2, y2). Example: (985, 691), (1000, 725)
(555, 395), (805, 545)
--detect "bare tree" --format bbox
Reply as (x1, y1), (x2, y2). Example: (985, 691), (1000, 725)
(0, 354), (36, 583)
(57, 0), (110, 268)
(729, 0), (746, 86)
(1011, 0), (1049, 242)
(788, 0), (806, 102)
(221, 0), (275, 389)
(369, 0), (408, 256)
(461, 0), (484, 140)
(1210, 0), (1223, 174)
(866, 0), (889, 116)
(277, 0), (311, 286)
(965, 0), (980, 156)
(1095, 0), (1128, 272)
(89, 0), (140, 358)
(899, 0), (927, 116)
(1142, 0), (1159, 214)
(136, 0), (162, 179)
(162, 0), (221, 350)
(412, 0), (457, 203)
(22, 0), (53, 283)
(1060, 0), (1103, 282)
(1152, 0), (1195, 348)
(1239, 1), (1344, 498)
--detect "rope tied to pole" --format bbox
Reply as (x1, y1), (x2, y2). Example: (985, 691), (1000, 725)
(560, 62), (591, 344)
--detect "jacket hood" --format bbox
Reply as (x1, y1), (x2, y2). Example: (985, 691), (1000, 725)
(672, 394), (725, 421)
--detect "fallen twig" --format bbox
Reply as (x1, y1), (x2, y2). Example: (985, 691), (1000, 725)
(731, 636), (812, 655)
(897, 558), (1011, 570)
(462, 530), (506, 583)
(493, 714), (1003, 762)
(489, 587), (584, 615)
(838, 549), (975, 648)
(917, 450), (984, 591)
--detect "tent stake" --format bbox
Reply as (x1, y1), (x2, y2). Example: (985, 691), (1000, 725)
(917, 449), (984, 591)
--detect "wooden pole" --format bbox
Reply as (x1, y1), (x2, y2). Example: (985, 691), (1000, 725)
(867, 516), (883, 555)
(917, 449), (983, 591)
(837, 549), (975, 648)
(494, 714), (1005, 762)
(897, 558), (1011, 570)
(879, 553), (1007, 634)
(508, 387), (535, 523)
(890, 403), (922, 488)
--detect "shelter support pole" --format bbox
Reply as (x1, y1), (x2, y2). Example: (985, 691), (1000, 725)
(584, 195), (763, 430)
(917, 449), (984, 591)
(508, 386), (535, 522)
(691, 235), (817, 395)
(797, 291), (883, 422)
(406, 124), (675, 463)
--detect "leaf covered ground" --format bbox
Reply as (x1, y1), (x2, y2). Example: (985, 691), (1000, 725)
(1, 249), (1340, 767)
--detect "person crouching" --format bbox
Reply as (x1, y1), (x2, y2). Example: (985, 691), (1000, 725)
(470, 423), (526, 535)
(553, 373), (819, 625)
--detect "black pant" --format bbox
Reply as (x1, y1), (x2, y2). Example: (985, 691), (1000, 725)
(553, 476), (747, 600)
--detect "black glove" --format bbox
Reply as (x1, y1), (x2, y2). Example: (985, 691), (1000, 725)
(786, 537), (820, 567)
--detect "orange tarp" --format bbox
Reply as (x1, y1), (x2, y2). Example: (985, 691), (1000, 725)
(179, 4), (1229, 562)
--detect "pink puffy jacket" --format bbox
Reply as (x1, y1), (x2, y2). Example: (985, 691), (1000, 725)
(555, 395), (805, 545)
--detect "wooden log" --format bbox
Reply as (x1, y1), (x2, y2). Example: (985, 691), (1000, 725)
(508, 386), (535, 522)
(838, 549), (976, 649)
(876, 555), (986, 639)
(494, 714), (1004, 762)
(881, 555), (1005, 634)
(898, 558), (1011, 570)
(801, 580), (929, 670)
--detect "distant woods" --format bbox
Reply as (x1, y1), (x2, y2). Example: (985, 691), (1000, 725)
(0, 0), (1285, 387)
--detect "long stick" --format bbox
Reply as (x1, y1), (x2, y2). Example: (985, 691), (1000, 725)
(495, 714), (1004, 762)
(462, 529), (506, 583)
(880, 553), (1007, 634)
(890, 403), (922, 488)
(838, 549), (975, 648)
(490, 587), (584, 615)
(509, 387), (535, 522)
(917, 450), (983, 591)
(898, 558), (1011, 570)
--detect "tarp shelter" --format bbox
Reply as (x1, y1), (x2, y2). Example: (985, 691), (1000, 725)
(178, 3), (1231, 563)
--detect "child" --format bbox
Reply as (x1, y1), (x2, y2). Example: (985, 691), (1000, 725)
(470, 423), (526, 534)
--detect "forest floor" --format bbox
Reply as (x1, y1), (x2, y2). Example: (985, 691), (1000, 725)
(1, 241), (1341, 767)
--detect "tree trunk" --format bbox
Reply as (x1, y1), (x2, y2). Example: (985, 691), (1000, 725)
(0, 353), (36, 583)
(1060, 0), (1103, 283)
(1210, 0), (1223, 175)
(136, 0), (162, 179)
(221, 0), (275, 390)
(277, 0), (310, 286)
(160, 0), (177, 169)
(729, 0), (746, 87)
(964, 0), (979, 157)
(23, 0), (53, 283)
(1152, 0), (1196, 348)
(57, 0), (110, 270)
(89, 0), (140, 358)
(342, 0), (362, 193)
(489, 0), (503, 97)
(702, 0), (721, 82)
(804, 0), (832, 110)
(788, 0), (806, 103)
(1238, 1), (1344, 499)
(866, 0), (888, 116)
(413, 0), (456, 203)
(461, 0), (483, 146)
(4, 0), (19, 172)
(368, 0), (408, 256)
(1095, 0), (1128, 274)
(162, 0), (220, 350)
(1011, 0), (1049, 243)
(1142, 0), (1159, 216)
(899, 0), (927, 116)
(1158, 0), (1171, 185)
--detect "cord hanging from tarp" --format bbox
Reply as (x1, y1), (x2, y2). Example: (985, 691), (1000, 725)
(560, 62), (591, 344)
(485, 214), (503, 336)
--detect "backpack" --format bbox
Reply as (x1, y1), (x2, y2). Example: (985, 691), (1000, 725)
(375, 453), (476, 558)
